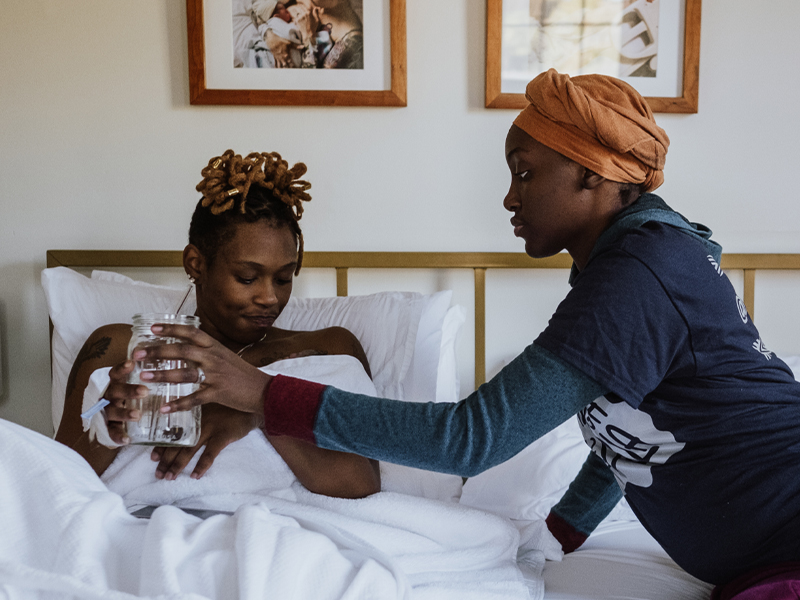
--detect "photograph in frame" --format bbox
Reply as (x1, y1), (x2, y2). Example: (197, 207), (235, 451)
(234, 0), (364, 70)
(485, 0), (700, 113)
(188, 0), (406, 106)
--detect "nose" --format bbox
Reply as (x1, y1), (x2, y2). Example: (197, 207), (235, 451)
(503, 183), (519, 213)
(254, 280), (279, 307)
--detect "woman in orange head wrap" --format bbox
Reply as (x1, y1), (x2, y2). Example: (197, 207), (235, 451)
(500, 71), (800, 594)
(514, 68), (669, 193)
(504, 68), (674, 269)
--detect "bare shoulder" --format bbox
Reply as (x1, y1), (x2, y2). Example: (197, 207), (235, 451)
(82, 323), (131, 352)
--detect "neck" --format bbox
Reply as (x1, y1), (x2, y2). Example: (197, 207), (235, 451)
(194, 304), (256, 354)
(568, 225), (608, 272)
(567, 189), (631, 272)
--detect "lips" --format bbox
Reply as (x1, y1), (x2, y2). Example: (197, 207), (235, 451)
(510, 218), (526, 238)
(244, 314), (278, 328)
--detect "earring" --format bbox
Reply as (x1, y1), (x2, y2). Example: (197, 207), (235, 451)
(188, 275), (196, 284)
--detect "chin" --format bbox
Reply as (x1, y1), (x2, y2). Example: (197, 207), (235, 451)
(524, 241), (559, 260)
(523, 240), (542, 258)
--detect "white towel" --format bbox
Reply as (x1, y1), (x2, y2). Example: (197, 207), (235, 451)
(98, 355), (463, 507)
(82, 366), (120, 448)
(101, 355), (376, 508)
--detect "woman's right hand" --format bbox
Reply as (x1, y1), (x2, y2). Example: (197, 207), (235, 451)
(102, 359), (149, 445)
(128, 323), (273, 416)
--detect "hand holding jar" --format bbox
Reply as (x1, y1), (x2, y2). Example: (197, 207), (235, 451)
(128, 321), (273, 418)
(124, 313), (203, 446)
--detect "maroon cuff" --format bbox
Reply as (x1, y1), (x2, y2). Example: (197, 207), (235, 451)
(546, 511), (588, 554)
(263, 375), (326, 444)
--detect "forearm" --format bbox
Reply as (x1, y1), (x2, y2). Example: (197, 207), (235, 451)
(69, 430), (120, 476)
(547, 451), (623, 552)
(268, 434), (380, 498)
(264, 344), (606, 477)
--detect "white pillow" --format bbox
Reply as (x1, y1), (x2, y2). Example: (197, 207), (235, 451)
(41, 267), (462, 430)
(436, 305), (466, 404)
(459, 415), (637, 521)
(393, 290), (451, 403)
(274, 291), (452, 403)
(781, 354), (800, 380)
(459, 416), (589, 520)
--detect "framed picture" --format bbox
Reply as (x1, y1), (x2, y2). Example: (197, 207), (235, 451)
(187, 0), (406, 106)
(486, 0), (701, 113)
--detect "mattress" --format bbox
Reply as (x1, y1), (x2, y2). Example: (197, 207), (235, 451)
(541, 520), (714, 600)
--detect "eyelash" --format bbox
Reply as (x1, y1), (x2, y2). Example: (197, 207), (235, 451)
(238, 277), (292, 286)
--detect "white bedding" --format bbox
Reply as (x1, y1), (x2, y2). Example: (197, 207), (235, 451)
(1, 355), (533, 600)
(541, 520), (713, 600)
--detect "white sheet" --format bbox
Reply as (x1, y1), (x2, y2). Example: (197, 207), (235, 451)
(1, 355), (532, 600)
(541, 520), (714, 600)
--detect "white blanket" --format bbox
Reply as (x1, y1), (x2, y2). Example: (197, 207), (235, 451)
(1, 355), (533, 600)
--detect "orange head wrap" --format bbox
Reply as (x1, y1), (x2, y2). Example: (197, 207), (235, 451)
(513, 69), (670, 192)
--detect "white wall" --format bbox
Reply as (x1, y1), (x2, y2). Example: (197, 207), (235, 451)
(2, 0), (800, 435)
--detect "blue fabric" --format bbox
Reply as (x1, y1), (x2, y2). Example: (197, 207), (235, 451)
(314, 344), (604, 477)
(536, 198), (800, 584)
(545, 193), (719, 544)
(567, 192), (722, 284)
(550, 451), (622, 536)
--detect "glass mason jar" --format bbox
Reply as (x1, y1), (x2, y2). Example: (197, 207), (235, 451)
(125, 313), (202, 446)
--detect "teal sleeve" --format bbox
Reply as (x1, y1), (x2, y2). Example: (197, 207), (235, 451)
(546, 451), (623, 551)
(313, 343), (607, 477)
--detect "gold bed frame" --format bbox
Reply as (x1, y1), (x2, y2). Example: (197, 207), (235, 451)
(46, 250), (800, 388)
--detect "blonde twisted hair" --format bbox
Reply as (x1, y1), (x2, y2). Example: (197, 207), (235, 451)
(192, 150), (311, 273)
(196, 149), (311, 218)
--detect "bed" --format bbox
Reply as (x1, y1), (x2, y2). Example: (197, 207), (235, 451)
(5, 250), (800, 600)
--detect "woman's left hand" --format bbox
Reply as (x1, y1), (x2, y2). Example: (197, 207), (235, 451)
(131, 323), (272, 414)
(150, 403), (258, 480)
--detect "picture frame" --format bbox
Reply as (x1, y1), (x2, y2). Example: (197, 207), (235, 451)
(485, 0), (701, 113)
(187, 0), (407, 106)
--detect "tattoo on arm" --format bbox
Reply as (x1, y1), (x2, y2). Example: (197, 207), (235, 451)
(65, 336), (112, 398)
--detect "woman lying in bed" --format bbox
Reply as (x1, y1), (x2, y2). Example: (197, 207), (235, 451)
(55, 149), (380, 499)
